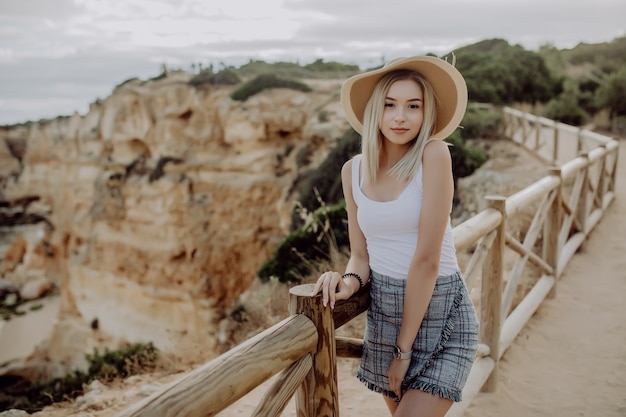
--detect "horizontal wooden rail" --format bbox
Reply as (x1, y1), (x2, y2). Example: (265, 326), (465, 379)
(453, 207), (502, 252)
(114, 314), (317, 417)
(252, 354), (313, 417)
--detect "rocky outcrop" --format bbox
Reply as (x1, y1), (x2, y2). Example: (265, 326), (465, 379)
(0, 73), (349, 371)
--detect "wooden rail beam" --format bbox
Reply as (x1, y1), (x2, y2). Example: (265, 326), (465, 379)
(505, 233), (553, 276)
(336, 337), (364, 359)
(545, 167), (562, 298)
(480, 196), (505, 392)
(501, 190), (554, 317)
(114, 314), (317, 417)
(252, 354), (313, 417)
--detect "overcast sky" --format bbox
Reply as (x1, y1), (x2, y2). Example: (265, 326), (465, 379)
(1, 0), (624, 126)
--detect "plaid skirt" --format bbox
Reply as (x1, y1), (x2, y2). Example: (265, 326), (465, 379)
(356, 270), (479, 402)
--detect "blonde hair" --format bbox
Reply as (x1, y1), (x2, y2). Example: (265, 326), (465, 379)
(360, 70), (438, 184)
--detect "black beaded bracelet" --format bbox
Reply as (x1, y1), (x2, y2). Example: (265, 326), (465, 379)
(342, 272), (364, 289)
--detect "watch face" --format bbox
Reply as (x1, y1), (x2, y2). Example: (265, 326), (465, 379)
(394, 346), (410, 360)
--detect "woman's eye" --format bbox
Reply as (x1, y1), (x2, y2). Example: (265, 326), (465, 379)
(408, 104), (420, 109)
(384, 102), (394, 108)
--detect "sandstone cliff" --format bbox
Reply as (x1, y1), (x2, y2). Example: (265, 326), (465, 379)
(0, 73), (349, 371)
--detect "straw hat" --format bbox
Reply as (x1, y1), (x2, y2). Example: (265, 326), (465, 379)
(340, 55), (467, 139)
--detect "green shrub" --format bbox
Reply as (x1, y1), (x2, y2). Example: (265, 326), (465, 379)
(595, 66), (626, 117)
(445, 131), (489, 181)
(0, 342), (158, 413)
(236, 59), (360, 79)
(230, 74), (312, 101)
(237, 60), (305, 78)
(291, 128), (361, 230)
(210, 68), (241, 86)
(544, 79), (590, 125)
(115, 77), (140, 89)
(189, 68), (241, 87)
(460, 105), (503, 139)
(303, 59), (360, 75)
(257, 199), (349, 284)
(454, 39), (559, 104)
(188, 69), (213, 87)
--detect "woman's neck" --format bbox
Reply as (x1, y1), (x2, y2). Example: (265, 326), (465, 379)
(379, 142), (410, 171)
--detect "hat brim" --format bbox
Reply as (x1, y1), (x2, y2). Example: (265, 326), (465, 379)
(340, 56), (467, 139)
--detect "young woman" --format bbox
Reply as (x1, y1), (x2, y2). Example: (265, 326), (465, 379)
(311, 56), (479, 417)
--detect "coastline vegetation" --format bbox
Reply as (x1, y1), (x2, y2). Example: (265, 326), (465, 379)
(0, 343), (159, 413)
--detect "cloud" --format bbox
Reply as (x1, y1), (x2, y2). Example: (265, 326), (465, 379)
(0, 0), (625, 125)
(0, 46), (162, 125)
(285, 0), (626, 53)
(0, 0), (84, 19)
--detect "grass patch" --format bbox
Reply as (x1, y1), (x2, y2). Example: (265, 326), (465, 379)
(0, 342), (159, 413)
(230, 74), (312, 101)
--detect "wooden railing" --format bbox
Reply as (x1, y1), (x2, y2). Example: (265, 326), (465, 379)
(114, 107), (619, 417)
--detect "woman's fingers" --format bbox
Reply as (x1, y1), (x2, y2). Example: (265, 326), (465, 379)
(322, 272), (337, 307)
(388, 358), (411, 399)
(389, 374), (401, 398)
(310, 275), (325, 297)
(310, 272), (342, 308)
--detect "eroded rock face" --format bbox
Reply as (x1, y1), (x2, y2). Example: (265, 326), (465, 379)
(0, 73), (349, 370)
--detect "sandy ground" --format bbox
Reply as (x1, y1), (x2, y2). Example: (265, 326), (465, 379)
(5, 140), (625, 416)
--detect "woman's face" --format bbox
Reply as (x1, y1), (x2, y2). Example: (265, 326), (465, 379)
(380, 78), (424, 146)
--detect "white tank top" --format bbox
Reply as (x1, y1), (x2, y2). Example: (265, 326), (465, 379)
(351, 154), (459, 279)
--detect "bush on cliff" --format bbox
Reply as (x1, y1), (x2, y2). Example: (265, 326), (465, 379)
(460, 104), (503, 139)
(230, 74), (312, 101)
(292, 128), (361, 230)
(257, 199), (349, 284)
(0, 343), (159, 413)
(189, 68), (241, 87)
(445, 130), (489, 183)
(544, 79), (590, 126)
(236, 59), (360, 79)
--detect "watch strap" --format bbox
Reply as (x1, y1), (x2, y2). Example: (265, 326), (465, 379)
(394, 346), (412, 360)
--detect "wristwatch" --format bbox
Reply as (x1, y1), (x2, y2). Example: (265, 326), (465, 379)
(393, 345), (412, 360)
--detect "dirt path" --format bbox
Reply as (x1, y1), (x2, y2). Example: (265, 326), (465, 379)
(463, 138), (626, 417)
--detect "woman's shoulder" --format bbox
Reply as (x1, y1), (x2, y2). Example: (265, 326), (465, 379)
(341, 154), (362, 183)
(342, 154), (361, 171)
(423, 139), (452, 161)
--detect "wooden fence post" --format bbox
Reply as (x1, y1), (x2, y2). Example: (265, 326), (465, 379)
(545, 167), (562, 298)
(577, 152), (590, 240)
(596, 144), (607, 207)
(481, 196), (506, 392)
(534, 116), (541, 152)
(552, 121), (559, 164)
(289, 284), (339, 417)
(610, 141), (619, 194)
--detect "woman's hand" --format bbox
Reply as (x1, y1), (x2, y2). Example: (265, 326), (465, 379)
(388, 358), (411, 399)
(310, 271), (355, 309)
